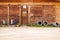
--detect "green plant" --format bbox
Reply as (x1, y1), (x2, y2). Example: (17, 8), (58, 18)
(15, 24), (22, 27)
(27, 23), (60, 27)
(27, 24), (42, 27)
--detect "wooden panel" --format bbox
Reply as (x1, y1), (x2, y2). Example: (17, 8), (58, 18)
(0, 0), (21, 2)
(43, 5), (55, 24)
(30, 5), (55, 24)
(21, 0), (33, 2)
(33, 0), (57, 2)
(55, 6), (60, 23)
(30, 6), (43, 23)
(9, 5), (19, 24)
(0, 5), (8, 24)
(30, 6), (43, 16)
(21, 5), (28, 25)
(0, 0), (59, 2)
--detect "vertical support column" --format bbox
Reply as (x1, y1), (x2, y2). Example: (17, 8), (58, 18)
(28, 5), (30, 24)
(54, 5), (56, 23)
(18, 5), (21, 24)
(7, 5), (9, 25)
(54, 5), (57, 23)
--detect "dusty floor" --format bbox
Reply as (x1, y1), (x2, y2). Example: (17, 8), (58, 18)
(0, 26), (60, 40)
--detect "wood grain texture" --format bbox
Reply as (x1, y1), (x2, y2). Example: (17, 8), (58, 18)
(30, 5), (55, 24)
(0, 0), (59, 2)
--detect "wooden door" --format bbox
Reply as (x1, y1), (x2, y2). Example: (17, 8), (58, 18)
(21, 5), (28, 25)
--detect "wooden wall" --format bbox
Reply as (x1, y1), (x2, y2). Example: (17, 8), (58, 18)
(55, 5), (60, 24)
(9, 5), (19, 24)
(0, 5), (8, 24)
(30, 5), (55, 24)
(0, 3), (60, 25)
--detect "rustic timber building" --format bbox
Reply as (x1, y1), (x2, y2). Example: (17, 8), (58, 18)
(0, 0), (60, 25)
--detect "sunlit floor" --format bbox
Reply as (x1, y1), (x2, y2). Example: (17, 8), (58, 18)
(0, 26), (60, 40)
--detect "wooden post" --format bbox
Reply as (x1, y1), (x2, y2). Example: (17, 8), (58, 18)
(18, 5), (21, 25)
(7, 5), (9, 25)
(28, 5), (30, 24)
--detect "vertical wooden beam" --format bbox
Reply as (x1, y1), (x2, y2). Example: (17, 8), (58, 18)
(53, 5), (56, 23)
(28, 5), (30, 24)
(7, 5), (9, 25)
(18, 5), (21, 24)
